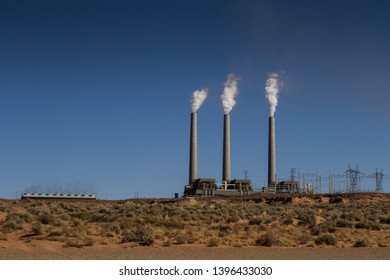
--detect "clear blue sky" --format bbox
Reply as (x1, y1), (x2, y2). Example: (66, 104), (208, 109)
(1, 0), (389, 199)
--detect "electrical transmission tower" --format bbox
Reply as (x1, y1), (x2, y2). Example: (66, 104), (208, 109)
(375, 169), (384, 193)
(290, 168), (297, 182)
(346, 164), (362, 192)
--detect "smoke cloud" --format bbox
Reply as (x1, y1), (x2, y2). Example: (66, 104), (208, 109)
(221, 74), (239, 114)
(191, 88), (208, 112)
(265, 73), (281, 117)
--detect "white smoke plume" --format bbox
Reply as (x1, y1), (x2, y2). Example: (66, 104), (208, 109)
(221, 73), (239, 114)
(191, 88), (208, 112)
(265, 73), (281, 117)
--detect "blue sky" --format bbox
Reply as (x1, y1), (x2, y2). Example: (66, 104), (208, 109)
(1, 0), (389, 198)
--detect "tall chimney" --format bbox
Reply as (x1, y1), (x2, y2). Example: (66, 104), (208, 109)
(223, 114), (231, 182)
(189, 112), (197, 184)
(268, 116), (276, 187)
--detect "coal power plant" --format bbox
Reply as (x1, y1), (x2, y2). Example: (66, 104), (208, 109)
(184, 112), (253, 197)
(184, 73), (283, 197)
(184, 76), (253, 197)
(183, 74), (386, 197)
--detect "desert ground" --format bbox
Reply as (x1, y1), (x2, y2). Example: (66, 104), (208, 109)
(1, 243), (390, 260)
(0, 193), (389, 260)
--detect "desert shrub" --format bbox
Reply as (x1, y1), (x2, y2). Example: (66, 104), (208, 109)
(248, 217), (262, 225)
(263, 217), (273, 224)
(107, 223), (122, 235)
(46, 230), (66, 242)
(64, 238), (84, 248)
(70, 211), (92, 221)
(162, 239), (171, 247)
(379, 215), (390, 224)
(226, 215), (240, 224)
(354, 240), (370, 247)
(160, 219), (185, 229)
(368, 222), (381, 231)
(59, 213), (72, 222)
(0, 202), (7, 211)
(310, 226), (321, 236)
(315, 234), (336, 246)
(39, 213), (53, 225)
(282, 216), (293, 225)
(321, 222), (336, 233)
(83, 237), (95, 247)
(366, 214), (378, 222)
(174, 231), (189, 244)
(122, 226), (154, 246)
(340, 212), (362, 222)
(1, 220), (23, 233)
(72, 218), (81, 227)
(1, 213), (26, 232)
(355, 221), (381, 231)
(47, 230), (63, 237)
(20, 213), (33, 223)
(32, 222), (43, 235)
(297, 212), (316, 228)
(218, 225), (233, 235)
(336, 219), (352, 228)
(298, 232), (312, 244)
(255, 232), (280, 247)
(90, 213), (113, 223)
(206, 238), (219, 247)
(28, 206), (44, 216)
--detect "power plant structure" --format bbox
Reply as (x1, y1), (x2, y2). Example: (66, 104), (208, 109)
(222, 114), (231, 183)
(21, 193), (97, 200)
(184, 112), (253, 197)
(268, 116), (276, 191)
(183, 74), (387, 197)
(188, 112), (197, 184)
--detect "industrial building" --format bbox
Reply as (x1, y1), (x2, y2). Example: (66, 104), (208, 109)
(21, 193), (97, 200)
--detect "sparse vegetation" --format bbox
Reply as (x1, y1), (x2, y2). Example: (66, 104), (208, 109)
(255, 232), (281, 247)
(315, 234), (337, 246)
(354, 240), (370, 247)
(0, 194), (389, 248)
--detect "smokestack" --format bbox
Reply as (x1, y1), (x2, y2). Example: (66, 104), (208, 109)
(220, 74), (239, 183)
(189, 112), (197, 184)
(268, 116), (276, 187)
(223, 114), (231, 182)
(265, 73), (281, 188)
(189, 88), (207, 185)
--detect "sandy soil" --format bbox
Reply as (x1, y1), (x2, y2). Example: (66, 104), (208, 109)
(0, 243), (389, 260)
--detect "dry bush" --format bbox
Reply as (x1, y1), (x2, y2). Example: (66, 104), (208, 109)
(335, 218), (352, 228)
(32, 222), (43, 235)
(379, 215), (390, 224)
(122, 225), (154, 246)
(315, 234), (337, 246)
(255, 231), (281, 247)
(298, 232), (312, 245)
(354, 240), (370, 247)
(0, 202), (7, 212)
(162, 239), (171, 247)
(174, 231), (189, 244)
(206, 237), (219, 247)
(64, 238), (85, 248)
(248, 217), (262, 225)
(355, 221), (381, 231)
(297, 212), (316, 228)
(1, 213), (25, 233)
